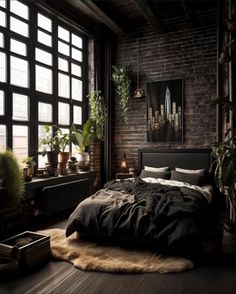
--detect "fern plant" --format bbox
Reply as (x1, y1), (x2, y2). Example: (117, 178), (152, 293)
(88, 90), (106, 140)
(112, 64), (131, 123)
(0, 150), (25, 206)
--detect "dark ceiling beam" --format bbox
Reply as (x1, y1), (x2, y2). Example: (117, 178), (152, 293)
(80, 0), (125, 38)
(133, 0), (162, 33)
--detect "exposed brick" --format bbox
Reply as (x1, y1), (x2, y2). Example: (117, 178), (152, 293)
(112, 8), (217, 177)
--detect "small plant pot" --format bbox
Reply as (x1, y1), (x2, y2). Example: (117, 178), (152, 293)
(59, 152), (70, 164)
(47, 151), (59, 168)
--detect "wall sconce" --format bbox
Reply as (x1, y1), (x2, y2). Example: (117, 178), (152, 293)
(120, 152), (127, 172)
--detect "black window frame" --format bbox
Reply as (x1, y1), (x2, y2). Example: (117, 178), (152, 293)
(0, 0), (89, 165)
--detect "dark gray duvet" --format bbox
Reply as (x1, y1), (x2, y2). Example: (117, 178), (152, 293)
(66, 178), (209, 256)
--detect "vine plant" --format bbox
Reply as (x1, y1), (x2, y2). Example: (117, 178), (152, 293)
(112, 64), (131, 123)
(88, 90), (106, 141)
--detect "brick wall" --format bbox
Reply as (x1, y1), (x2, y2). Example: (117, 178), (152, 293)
(112, 8), (217, 176)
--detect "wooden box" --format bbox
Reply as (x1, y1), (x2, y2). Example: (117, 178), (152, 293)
(0, 231), (51, 268)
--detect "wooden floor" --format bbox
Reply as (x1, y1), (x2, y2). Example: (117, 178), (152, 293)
(0, 219), (235, 294)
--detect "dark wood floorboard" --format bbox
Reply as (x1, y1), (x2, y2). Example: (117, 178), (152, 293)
(0, 219), (235, 294)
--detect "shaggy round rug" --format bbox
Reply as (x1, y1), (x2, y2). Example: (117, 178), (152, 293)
(38, 228), (194, 274)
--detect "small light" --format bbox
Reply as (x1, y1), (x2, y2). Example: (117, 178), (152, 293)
(120, 152), (127, 171)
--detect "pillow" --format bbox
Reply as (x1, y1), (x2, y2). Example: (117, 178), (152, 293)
(175, 167), (205, 175)
(144, 166), (170, 172)
(140, 169), (170, 179)
(170, 170), (205, 186)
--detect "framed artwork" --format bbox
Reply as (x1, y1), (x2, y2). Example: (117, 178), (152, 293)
(147, 79), (183, 143)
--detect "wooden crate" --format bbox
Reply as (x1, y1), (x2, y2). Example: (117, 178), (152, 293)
(0, 231), (51, 268)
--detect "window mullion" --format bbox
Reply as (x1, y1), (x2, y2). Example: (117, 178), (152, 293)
(28, 3), (37, 158)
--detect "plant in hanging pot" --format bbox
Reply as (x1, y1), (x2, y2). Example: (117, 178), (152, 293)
(70, 119), (96, 171)
(0, 149), (25, 208)
(87, 90), (106, 141)
(112, 64), (131, 123)
(39, 125), (60, 169)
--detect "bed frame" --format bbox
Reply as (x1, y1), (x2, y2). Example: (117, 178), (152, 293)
(138, 148), (212, 174)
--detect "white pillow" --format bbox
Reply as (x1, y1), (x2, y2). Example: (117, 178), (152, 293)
(175, 167), (205, 174)
(144, 166), (169, 172)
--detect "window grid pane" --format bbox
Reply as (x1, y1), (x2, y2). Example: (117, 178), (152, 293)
(37, 30), (52, 47)
(38, 13), (52, 32)
(10, 39), (27, 56)
(58, 26), (69, 42)
(0, 90), (4, 115)
(13, 125), (28, 160)
(10, 16), (29, 37)
(0, 124), (6, 149)
(36, 48), (52, 66)
(0, 32), (4, 48)
(58, 102), (70, 125)
(12, 93), (28, 121)
(38, 102), (52, 122)
(58, 73), (70, 98)
(0, 52), (6, 83)
(10, 56), (28, 88)
(0, 11), (6, 28)
(35, 65), (52, 94)
(10, 0), (29, 20)
(71, 78), (82, 101)
(73, 105), (82, 125)
(58, 41), (70, 56)
(72, 34), (82, 49)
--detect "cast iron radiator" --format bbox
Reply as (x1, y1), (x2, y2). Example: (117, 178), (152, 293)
(40, 179), (89, 216)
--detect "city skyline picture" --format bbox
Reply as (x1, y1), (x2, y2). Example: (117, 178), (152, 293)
(147, 79), (183, 143)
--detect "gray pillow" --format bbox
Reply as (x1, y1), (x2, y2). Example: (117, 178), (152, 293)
(140, 170), (170, 179)
(170, 170), (205, 186)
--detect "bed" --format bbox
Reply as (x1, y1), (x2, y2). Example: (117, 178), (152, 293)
(66, 149), (221, 258)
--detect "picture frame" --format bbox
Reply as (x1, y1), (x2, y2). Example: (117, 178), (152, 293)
(146, 79), (184, 143)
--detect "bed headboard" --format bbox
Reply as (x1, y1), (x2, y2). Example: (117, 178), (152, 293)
(138, 149), (212, 174)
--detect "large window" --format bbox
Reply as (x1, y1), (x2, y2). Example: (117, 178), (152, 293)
(0, 0), (87, 164)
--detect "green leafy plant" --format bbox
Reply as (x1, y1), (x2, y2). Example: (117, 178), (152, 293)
(22, 156), (36, 166)
(39, 125), (60, 156)
(88, 90), (106, 140)
(0, 149), (25, 205)
(70, 119), (96, 153)
(57, 129), (70, 152)
(211, 98), (236, 222)
(112, 64), (131, 123)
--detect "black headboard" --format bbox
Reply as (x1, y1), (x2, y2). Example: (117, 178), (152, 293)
(138, 149), (212, 174)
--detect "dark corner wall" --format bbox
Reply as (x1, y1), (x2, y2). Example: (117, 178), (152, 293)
(111, 6), (218, 176)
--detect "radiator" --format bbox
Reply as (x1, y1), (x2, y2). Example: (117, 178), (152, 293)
(40, 179), (89, 216)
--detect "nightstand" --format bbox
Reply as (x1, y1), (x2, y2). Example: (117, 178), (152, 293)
(115, 173), (134, 180)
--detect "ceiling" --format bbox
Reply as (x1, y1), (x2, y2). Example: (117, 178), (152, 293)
(44, 0), (217, 37)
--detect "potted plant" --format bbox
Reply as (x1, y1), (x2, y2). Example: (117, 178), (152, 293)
(112, 64), (131, 123)
(22, 156), (36, 177)
(211, 98), (236, 255)
(57, 130), (70, 175)
(87, 90), (106, 141)
(70, 119), (96, 170)
(0, 149), (25, 207)
(39, 125), (60, 168)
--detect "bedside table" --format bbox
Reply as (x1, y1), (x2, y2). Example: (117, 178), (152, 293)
(115, 173), (134, 180)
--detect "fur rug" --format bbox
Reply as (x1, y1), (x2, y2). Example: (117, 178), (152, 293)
(38, 228), (194, 274)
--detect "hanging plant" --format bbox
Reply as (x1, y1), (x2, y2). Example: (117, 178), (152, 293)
(87, 90), (106, 141)
(112, 64), (131, 123)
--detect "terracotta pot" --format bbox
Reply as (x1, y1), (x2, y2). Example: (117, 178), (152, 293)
(77, 152), (90, 171)
(59, 152), (70, 164)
